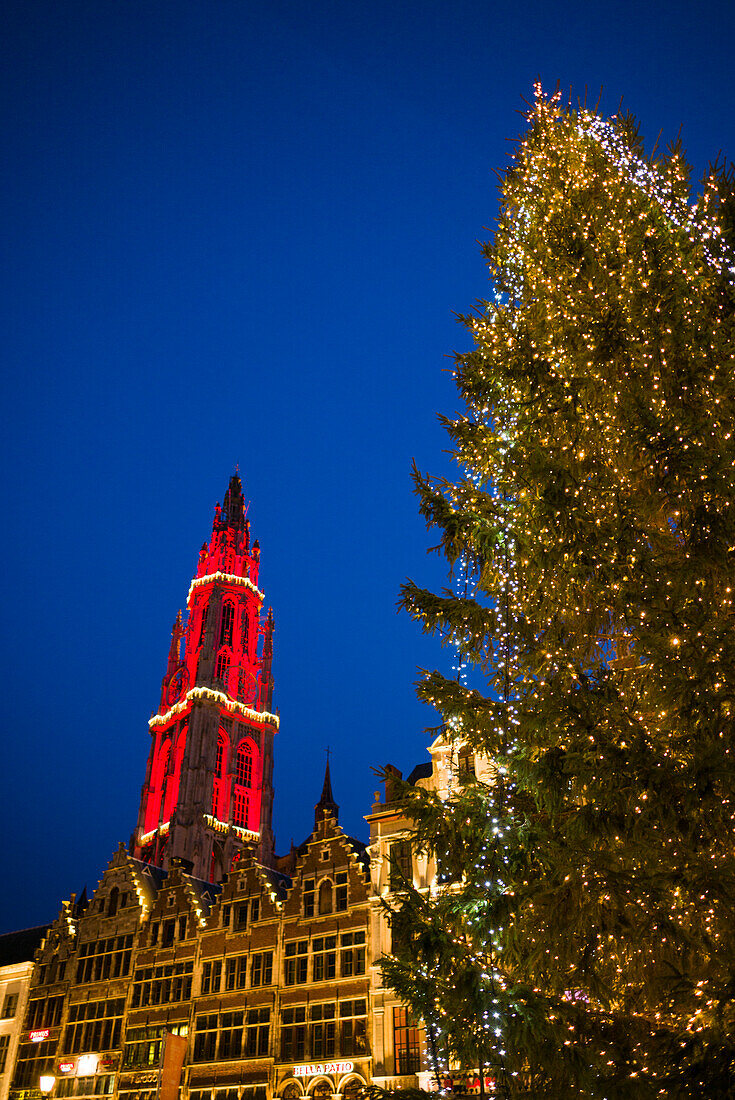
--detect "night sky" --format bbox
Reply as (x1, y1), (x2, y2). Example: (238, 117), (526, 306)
(2, 0), (734, 932)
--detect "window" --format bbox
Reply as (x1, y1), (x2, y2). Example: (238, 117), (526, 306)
(220, 602), (235, 647)
(219, 1010), (244, 1060)
(107, 887), (119, 917)
(224, 955), (248, 992)
(221, 904), (231, 930)
(123, 1023), (188, 1068)
(161, 919), (175, 948)
(26, 995), (63, 1029)
(336, 871), (348, 911)
(393, 1007), (421, 1074)
(310, 1003), (335, 1059)
(215, 649), (228, 682)
(0, 1034), (10, 1074)
(130, 961), (193, 1007)
(318, 880), (333, 915)
(212, 734), (228, 819)
(201, 959), (222, 995)
(241, 615), (250, 652)
(312, 935), (337, 982)
(233, 788), (249, 827)
(193, 1014), (218, 1062)
(250, 951), (273, 987)
(246, 1007), (270, 1056)
(237, 744), (253, 787)
(389, 840), (412, 888)
(58, 1074), (115, 1097)
(198, 602), (209, 646)
(303, 878), (315, 917)
(284, 941), (308, 985)
(280, 1006), (306, 1062)
(233, 741), (254, 828)
(178, 915), (187, 941)
(340, 931), (366, 977)
(74, 932), (133, 985)
(340, 1000), (368, 1057)
(12, 1037), (56, 1088)
(234, 901), (248, 931)
(63, 999), (125, 1054)
(2, 992), (18, 1018)
(457, 749), (475, 782)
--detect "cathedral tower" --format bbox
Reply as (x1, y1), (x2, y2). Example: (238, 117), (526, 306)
(132, 474), (278, 880)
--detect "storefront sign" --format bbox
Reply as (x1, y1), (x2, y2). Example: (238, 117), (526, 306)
(29, 1029), (50, 1042)
(293, 1063), (353, 1078)
(58, 1062), (76, 1075)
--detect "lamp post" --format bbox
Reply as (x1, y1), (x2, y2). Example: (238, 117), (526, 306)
(39, 1074), (56, 1098)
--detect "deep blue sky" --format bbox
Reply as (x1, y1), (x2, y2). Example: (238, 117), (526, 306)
(2, 0), (733, 932)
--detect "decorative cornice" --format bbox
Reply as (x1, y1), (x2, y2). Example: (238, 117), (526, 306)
(203, 814), (260, 844)
(188, 572), (264, 604)
(149, 687), (279, 730)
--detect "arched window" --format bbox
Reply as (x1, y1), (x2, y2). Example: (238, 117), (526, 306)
(107, 887), (119, 918)
(233, 741), (253, 828)
(220, 602), (234, 647)
(212, 732), (229, 819)
(241, 614), (250, 652)
(318, 880), (333, 915)
(198, 601), (209, 646)
(215, 649), (228, 681)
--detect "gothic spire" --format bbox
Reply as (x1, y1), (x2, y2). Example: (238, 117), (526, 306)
(314, 753), (339, 829)
(219, 471), (246, 531)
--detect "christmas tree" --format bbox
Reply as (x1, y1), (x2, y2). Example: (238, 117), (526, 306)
(387, 87), (735, 1097)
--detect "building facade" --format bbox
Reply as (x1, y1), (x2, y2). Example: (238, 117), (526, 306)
(8, 475), (475, 1100)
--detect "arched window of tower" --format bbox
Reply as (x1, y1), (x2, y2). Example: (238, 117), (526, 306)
(220, 601), (234, 647)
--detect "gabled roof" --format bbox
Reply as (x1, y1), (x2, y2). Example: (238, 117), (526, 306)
(0, 925), (50, 966)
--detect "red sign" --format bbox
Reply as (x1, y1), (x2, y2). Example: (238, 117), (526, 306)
(29, 1029), (50, 1043)
(58, 1062), (76, 1075)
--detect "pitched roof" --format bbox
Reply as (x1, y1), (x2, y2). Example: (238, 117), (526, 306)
(0, 925), (49, 966)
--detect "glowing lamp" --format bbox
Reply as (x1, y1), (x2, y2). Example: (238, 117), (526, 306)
(39, 1076), (55, 1095)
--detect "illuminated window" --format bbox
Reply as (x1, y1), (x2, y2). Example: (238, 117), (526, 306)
(233, 741), (253, 828)
(220, 602), (234, 647)
(233, 788), (249, 828)
(393, 1007), (421, 1074)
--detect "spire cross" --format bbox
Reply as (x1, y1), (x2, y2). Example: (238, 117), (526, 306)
(326, 746), (332, 765)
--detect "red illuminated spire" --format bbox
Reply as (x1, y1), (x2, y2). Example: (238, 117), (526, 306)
(132, 473), (278, 880)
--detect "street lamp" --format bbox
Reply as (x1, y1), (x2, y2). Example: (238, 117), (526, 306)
(39, 1075), (55, 1096)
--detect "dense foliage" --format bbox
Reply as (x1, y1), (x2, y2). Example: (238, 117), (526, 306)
(386, 88), (735, 1097)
